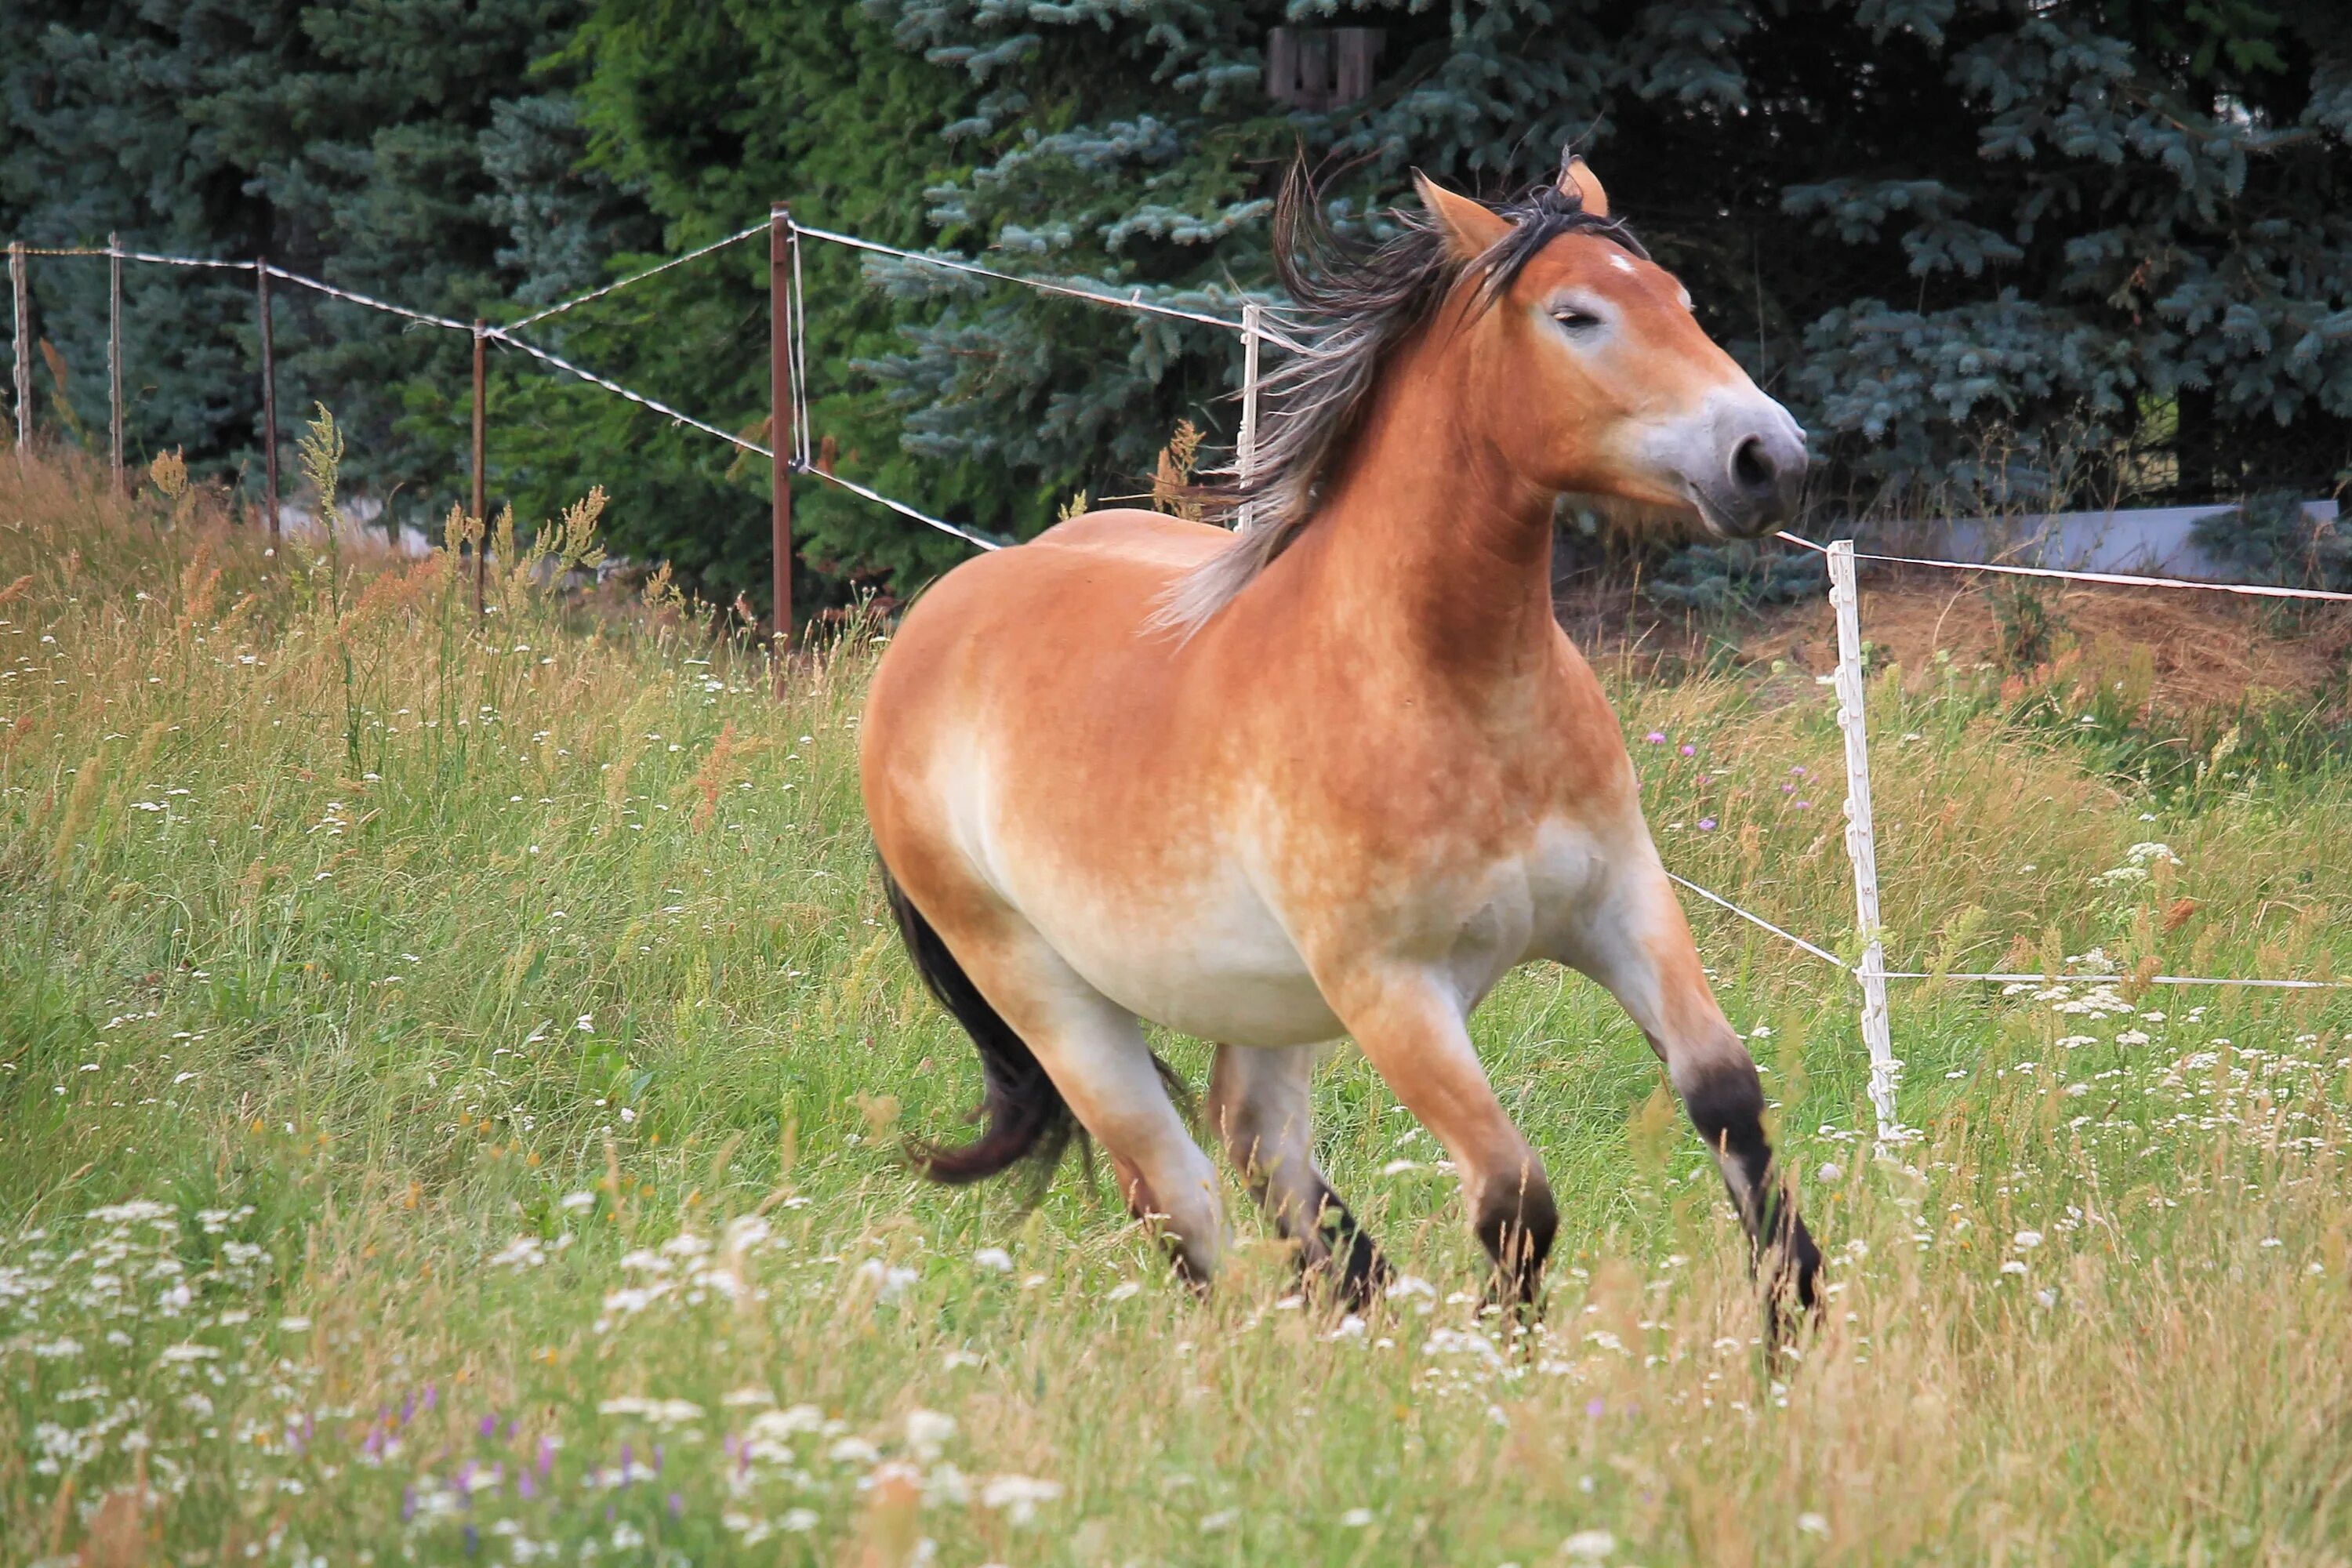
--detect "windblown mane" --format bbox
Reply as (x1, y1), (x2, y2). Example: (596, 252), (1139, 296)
(1152, 162), (1648, 633)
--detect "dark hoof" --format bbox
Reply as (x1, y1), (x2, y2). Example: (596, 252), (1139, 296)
(1302, 1208), (1387, 1315)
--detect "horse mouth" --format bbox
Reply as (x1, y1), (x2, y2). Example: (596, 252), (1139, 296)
(1684, 482), (1746, 541)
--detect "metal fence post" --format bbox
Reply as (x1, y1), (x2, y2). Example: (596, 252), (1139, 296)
(256, 260), (280, 539)
(108, 233), (124, 489)
(9, 241), (27, 453)
(1238, 301), (1263, 531)
(770, 202), (795, 684)
(472, 319), (488, 614)
(1828, 539), (1900, 1138)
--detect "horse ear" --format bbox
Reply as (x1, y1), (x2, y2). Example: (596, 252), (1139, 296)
(1414, 171), (1512, 261)
(1559, 156), (1610, 220)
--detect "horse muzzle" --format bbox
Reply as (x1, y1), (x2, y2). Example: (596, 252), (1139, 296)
(1656, 395), (1809, 540)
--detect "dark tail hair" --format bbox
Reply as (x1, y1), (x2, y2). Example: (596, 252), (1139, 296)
(880, 862), (1076, 1187)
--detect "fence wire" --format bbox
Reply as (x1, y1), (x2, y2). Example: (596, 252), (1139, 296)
(9, 224), (2345, 1025)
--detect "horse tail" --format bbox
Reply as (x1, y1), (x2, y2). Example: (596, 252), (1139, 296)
(880, 861), (1076, 1187)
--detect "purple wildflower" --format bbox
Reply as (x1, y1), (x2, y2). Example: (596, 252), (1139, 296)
(1680, 743), (1696, 757)
(668, 1492), (684, 1519)
(1646, 731), (1667, 744)
(1585, 1398), (1606, 1417)
(1698, 818), (1717, 831)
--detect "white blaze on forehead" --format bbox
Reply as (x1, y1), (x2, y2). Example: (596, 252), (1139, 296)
(1608, 254), (1637, 274)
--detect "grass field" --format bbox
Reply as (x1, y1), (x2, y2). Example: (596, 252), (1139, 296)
(5, 441), (2352, 1567)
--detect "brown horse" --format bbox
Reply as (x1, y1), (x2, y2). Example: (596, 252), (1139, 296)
(860, 156), (1820, 1314)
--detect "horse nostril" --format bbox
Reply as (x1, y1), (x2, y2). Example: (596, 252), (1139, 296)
(1732, 436), (1776, 495)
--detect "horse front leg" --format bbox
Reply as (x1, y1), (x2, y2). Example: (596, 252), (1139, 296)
(1566, 856), (1822, 1323)
(1327, 972), (1556, 1308)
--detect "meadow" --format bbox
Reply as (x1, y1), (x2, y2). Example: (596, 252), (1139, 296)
(4, 437), (2351, 1567)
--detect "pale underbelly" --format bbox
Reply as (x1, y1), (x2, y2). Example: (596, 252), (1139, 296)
(1031, 875), (1349, 1047)
(1003, 849), (1579, 1049)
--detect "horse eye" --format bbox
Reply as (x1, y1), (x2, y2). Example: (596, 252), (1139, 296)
(1552, 308), (1601, 332)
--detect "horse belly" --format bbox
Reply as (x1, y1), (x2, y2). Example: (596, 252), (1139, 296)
(1029, 869), (1343, 1047)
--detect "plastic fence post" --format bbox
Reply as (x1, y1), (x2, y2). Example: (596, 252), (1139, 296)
(1238, 301), (1263, 530)
(771, 202), (795, 685)
(1828, 539), (1900, 1138)
(257, 260), (280, 539)
(472, 320), (488, 614)
(108, 234), (123, 490)
(9, 242), (27, 454)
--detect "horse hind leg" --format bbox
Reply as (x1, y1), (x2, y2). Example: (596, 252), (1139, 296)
(888, 876), (1225, 1284)
(1209, 1043), (1385, 1309)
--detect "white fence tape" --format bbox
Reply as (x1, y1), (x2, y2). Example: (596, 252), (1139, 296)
(12, 227), (2341, 1117)
(789, 220), (1297, 346)
(507, 223), (765, 331)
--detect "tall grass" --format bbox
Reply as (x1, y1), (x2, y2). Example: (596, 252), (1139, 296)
(3, 448), (2350, 1566)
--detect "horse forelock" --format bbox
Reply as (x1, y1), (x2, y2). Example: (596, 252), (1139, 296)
(1148, 174), (1646, 637)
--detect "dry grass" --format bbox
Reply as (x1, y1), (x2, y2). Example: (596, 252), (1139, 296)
(2, 451), (2350, 1566)
(1751, 577), (2352, 713)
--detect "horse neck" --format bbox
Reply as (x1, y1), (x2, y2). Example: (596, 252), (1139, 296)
(1290, 343), (1562, 690)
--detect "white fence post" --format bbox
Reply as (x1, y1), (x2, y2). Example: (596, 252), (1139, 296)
(9, 241), (27, 452)
(1828, 540), (1900, 1139)
(108, 233), (124, 490)
(1237, 301), (1262, 531)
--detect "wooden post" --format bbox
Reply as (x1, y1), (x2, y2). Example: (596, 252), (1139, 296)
(472, 320), (488, 615)
(770, 202), (795, 683)
(108, 233), (123, 490)
(9, 241), (27, 453)
(256, 260), (280, 539)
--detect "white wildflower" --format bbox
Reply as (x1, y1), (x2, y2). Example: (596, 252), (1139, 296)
(906, 1409), (955, 1461)
(981, 1475), (1062, 1526)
